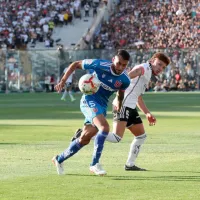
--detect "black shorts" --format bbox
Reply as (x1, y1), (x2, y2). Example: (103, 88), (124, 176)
(113, 106), (142, 128)
(65, 82), (72, 88)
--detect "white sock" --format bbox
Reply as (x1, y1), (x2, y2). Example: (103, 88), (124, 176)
(106, 132), (122, 143)
(62, 90), (68, 99)
(126, 133), (147, 167)
(69, 91), (74, 100)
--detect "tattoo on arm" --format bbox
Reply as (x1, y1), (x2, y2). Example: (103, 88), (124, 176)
(129, 67), (142, 78)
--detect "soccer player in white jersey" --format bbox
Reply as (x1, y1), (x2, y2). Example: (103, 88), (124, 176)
(111, 52), (170, 171)
(71, 52), (170, 171)
(60, 66), (76, 102)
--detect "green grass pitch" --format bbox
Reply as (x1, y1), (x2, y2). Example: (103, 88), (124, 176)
(0, 92), (200, 200)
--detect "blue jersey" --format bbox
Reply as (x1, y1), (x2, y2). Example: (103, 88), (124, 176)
(82, 59), (130, 108)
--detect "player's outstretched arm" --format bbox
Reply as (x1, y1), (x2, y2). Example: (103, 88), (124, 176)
(137, 95), (156, 126)
(55, 61), (82, 92)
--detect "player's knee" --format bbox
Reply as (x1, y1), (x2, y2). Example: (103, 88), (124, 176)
(79, 135), (91, 145)
(100, 124), (110, 133)
(79, 127), (97, 145)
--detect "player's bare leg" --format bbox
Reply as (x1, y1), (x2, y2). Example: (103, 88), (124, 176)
(61, 84), (75, 102)
(61, 89), (67, 101)
(68, 84), (76, 102)
(79, 125), (98, 145)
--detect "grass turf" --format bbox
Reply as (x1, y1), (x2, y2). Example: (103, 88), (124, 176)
(0, 92), (200, 200)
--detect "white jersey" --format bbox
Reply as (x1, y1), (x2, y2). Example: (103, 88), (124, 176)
(113, 62), (152, 109)
(63, 68), (75, 83)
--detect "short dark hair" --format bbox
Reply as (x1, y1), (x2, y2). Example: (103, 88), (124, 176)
(116, 49), (130, 61)
(151, 52), (170, 66)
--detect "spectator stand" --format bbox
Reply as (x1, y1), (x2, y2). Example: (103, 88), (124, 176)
(29, 49), (60, 92)
(74, 0), (112, 50)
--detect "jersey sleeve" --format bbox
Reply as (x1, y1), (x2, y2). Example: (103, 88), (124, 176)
(134, 65), (145, 75)
(120, 78), (131, 91)
(134, 64), (150, 79)
(82, 59), (99, 70)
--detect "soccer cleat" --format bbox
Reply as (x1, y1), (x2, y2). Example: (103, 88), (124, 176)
(90, 163), (107, 176)
(71, 128), (82, 142)
(52, 156), (64, 175)
(71, 98), (76, 102)
(125, 165), (146, 171)
(61, 97), (66, 101)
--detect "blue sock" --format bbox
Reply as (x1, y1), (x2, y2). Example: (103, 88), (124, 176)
(57, 139), (83, 163)
(91, 130), (108, 166)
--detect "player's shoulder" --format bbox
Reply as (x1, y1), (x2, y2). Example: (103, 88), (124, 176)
(116, 70), (130, 89)
(83, 59), (111, 66)
(95, 59), (112, 72)
(98, 59), (112, 67)
(135, 62), (151, 75)
(98, 59), (111, 63)
(135, 62), (150, 69)
(122, 70), (130, 81)
(83, 59), (97, 65)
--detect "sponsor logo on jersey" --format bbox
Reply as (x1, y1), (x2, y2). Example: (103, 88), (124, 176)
(100, 82), (115, 91)
(114, 80), (122, 88)
(108, 79), (113, 83)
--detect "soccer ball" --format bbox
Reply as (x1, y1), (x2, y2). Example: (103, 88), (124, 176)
(78, 74), (101, 95)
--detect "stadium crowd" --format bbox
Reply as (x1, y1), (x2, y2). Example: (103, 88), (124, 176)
(93, 0), (200, 49)
(0, 0), (199, 92)
(0, 0), (97, 49)
(127, 48), (199, 92)
(92, 0), (199, 91)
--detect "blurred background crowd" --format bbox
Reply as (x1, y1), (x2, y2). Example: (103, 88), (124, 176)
(0, 0), (199, 93)
(93, 0), (199, 49)
(0, 0), (99, 49)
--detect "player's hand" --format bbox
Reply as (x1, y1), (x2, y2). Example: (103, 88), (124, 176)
(112, 98), (121, 112)
(146, 113), (156, 126)
(114, 104), (122, 112)
(55, 81), (65, 93)
(112, 105), (118, 113)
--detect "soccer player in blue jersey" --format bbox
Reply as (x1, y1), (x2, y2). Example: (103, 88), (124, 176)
(52, 49), (131, 175)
